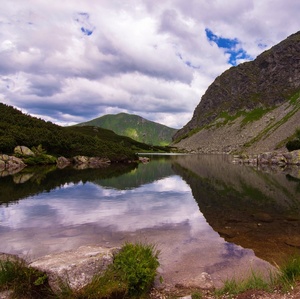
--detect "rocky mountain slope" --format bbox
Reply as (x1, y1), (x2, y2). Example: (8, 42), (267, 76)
(173, 31), (300, 154)
(76, 113), (177, 146)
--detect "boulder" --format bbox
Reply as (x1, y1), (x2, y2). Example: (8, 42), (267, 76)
(233, 150), (300, 166)
(29, 245), (118, 291)
(73, 156), (111, 167)
(290, 150), (300, 165)
(88, 157), (111, 167)
(175, 272), (214, 290)
(139, 157), (150, 164)
(73, 156), (89, 165)
(56, 156), (71, 169)
(0, 154), (26, 176)
(14, 145), (35, 157)
(0, 159), (5, 171)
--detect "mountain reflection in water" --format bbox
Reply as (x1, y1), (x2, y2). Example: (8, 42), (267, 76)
(172, 154), (300, 265)
(0, 154), (299, 286)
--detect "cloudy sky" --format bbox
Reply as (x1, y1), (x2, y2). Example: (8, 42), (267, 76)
(1, 1), (299, 129)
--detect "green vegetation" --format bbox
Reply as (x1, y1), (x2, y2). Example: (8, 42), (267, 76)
(2, 246), (300, 298)
(241, 107), (271, 126)
(279, 254), (300, 288)
(191, 291), (203, 298)
(245, 97), (300, 149)
(215, 254), (300, 298)
(289, 91), (300, 105)
(15, 145), (58, 165)
(286, 128), (300, 151)
(215, 271), (271, 297)
(0, 258), (54, 298)
(0, 243), (160, 299)
(0, 103), (170, 161)
(112, 242), (160, 296)
(76, 112), (178, 146)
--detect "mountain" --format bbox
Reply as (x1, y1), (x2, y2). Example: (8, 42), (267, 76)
(173, 31), (300, 154)
(76, 113), (177, 146)
(0, 103), (168, 160)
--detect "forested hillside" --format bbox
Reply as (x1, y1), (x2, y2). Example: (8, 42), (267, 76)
(0, 103), (167, 161)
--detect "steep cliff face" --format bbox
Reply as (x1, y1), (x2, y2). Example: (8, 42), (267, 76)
(173, 31), (300, 153)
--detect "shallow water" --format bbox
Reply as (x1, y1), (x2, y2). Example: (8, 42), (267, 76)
(1, 154), (299, 286)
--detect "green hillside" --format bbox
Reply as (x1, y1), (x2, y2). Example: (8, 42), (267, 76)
(76, 113), (178, 146)
(0, 103), (169, 161)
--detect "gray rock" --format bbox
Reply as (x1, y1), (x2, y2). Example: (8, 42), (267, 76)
(0, 154), (26, 176)
(176, 272), (214, 290)
(73, 155), (89, 164)
(73, 156), (111, 167)
(234, 150), (300, 166)
(14, 145), (35, 157)
(290, 150), (300, 165)
(57, 156), (71, 168)
(29, 245), (118, 291)
(0, 159), (5, 171)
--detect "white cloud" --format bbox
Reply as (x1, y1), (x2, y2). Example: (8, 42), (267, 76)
(0, 0), (299, 128)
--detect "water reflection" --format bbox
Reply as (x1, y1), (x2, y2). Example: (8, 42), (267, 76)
(172, 154), (300, 265)
(1, 155), (299, 286)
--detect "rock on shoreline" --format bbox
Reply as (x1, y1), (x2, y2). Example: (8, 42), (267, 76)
(232, 149), (300, 166)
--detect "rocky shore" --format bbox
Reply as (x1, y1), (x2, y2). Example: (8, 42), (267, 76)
(232, 149), (300, 166)
(0, 145), (147, 177)
(1, 247), (300, 299)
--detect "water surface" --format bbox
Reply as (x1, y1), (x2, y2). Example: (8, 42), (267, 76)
(1, 154), (300, 286)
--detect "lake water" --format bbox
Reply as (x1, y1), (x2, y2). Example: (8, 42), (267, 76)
(1, 154), (300, 287)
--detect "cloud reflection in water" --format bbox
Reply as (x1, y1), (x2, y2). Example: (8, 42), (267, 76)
(1, 175), (207, 233)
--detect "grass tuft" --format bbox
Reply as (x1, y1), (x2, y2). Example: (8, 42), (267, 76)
(215, 270), (272, 297)
(276, 254), (300, 290)
(112, 242), (160, 296)
(0, 258), (54, 298)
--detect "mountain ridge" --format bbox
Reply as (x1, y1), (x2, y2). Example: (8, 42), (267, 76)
(76, 113), (177, 146)
(173, 31), (300, 154)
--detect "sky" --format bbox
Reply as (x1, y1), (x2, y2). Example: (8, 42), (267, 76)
(0, 1), (299, 129)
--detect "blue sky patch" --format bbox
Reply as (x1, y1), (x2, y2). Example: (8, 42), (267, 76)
(81, 27), (93, 36)
(205, 28), (252, 65)
(74, 12), (95, 36)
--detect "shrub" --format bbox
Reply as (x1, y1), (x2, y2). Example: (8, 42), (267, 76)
(286, 139), (300, 151)
(286, 128), (300, 151)
(112, 242), (160, 296)
(23, 154), (57, 165)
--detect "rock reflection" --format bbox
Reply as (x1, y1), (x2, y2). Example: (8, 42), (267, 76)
(172, 154), (300, 265)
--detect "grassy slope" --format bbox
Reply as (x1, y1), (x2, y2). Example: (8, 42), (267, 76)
(76, 113), (178, 146)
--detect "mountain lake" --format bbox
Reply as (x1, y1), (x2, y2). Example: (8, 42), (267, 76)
(1, 154), (300, 287)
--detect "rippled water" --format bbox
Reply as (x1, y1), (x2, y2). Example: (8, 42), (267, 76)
(1, 154), (299, 286)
